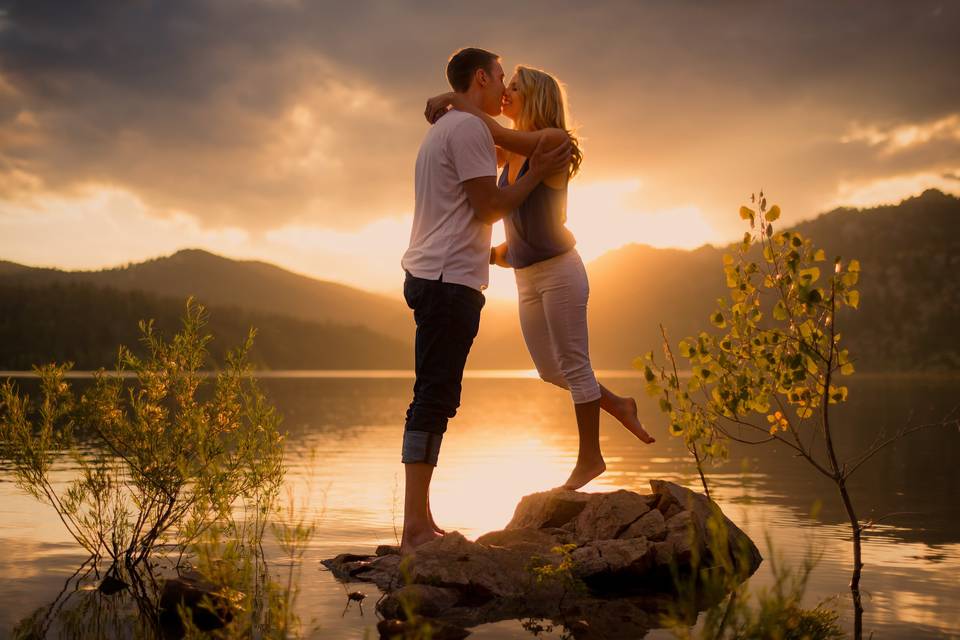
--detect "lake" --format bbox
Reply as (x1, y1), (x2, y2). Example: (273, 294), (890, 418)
(1, 372), (958, 638)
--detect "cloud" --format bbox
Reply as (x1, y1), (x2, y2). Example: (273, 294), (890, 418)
(828, 171), (960, 209)
(0, 0), (958, 243)
(841, 114), (960, 155)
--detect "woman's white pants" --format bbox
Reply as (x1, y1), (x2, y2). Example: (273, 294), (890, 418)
(515, 249), (601, 404)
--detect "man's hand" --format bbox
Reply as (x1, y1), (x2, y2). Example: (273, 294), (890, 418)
(424, 92), (456, 124)
(528, 135), (572, 180)
(491, 243), (510, 268)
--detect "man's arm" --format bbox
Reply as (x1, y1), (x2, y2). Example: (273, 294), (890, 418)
(463, 137), (571, 224)
(426, 92), (568, 157)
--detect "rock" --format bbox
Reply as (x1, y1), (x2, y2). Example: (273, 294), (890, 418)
(159, 570), (236, 632)
(376, 544), (400, 556)
(571, 538), (655, 578)
(476, 526), (572, 552)
(664, 510), (705, 564)
(321, 551), (402, 591)
(620, 508), (666, 541)
(505, 489), (591, 530)
(324, 481), (762, 637)
(98, 574), (128, 595)
(322, 552), (377, 580)
(572, 490), (651, 542)
(377, 617), (470, 640)
(362, 553), (405, 591)
(653, 540), (675, 567)
(662, 502), (684, 520)
(378, 584), (461, 619)
(650, 480), (762, 573)
(406, 532), (532, 601)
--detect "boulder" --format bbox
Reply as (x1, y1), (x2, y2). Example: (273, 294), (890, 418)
(650, 480), (762, 573)
(405, 532), (534, 601)
(572, 490), (651, 542)
(505, 489), (591, 530)
(571, 538), (655, 578)
(324, 481), (761, 638)
(476, 526), (572, 552)
(378, 584), (461, 619)
(159, 570), (236, 633)
(663, 510), (705, 565)
(620, 508), (666, 541)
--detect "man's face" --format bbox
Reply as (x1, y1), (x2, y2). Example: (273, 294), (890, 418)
(480, 60), (506, 117)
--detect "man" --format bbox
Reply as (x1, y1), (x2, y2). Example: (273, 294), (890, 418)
(399, 47), (571, 553)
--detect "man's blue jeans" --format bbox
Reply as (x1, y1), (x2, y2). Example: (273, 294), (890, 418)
(402, 271), (484, 466)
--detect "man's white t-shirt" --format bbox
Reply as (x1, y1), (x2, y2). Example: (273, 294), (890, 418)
(401, 110), (498, 292)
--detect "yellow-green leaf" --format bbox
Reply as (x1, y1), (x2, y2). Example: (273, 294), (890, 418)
(764, 204), (781, 222)
(799, 267), (820, 284)
(848, 259), (861, 273)
(739, 206), (755, 221)
(845, 290), (860, 309)
(773, 301), (789, 321)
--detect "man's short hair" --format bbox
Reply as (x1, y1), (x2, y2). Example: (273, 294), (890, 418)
(446, 48), (499, 93)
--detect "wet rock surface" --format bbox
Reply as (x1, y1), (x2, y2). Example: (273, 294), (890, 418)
(322, 480), (761, 639)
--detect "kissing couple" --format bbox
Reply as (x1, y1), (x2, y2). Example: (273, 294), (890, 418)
(399, 47), (656, 553)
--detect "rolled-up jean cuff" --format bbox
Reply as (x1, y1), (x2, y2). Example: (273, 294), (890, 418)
(402, 430), (443, 466)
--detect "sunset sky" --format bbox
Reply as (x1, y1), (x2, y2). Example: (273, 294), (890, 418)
(1, 1), (958, 299)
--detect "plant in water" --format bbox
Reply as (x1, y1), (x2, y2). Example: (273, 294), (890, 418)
(0, 299), (285, 584)
(179, 480), (322, 639)
(665, 513), (844, 640)
(641, 192), (959, 639)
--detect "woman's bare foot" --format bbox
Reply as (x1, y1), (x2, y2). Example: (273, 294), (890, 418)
(400, 523), (442, 555)
(561, 457), (607, 490)
(617, 397), (655, 444)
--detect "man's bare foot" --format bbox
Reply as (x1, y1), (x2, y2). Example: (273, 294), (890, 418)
(400, 524), (442, 555)
(618, 397), (656, 444)
(561, 458), (607, 490)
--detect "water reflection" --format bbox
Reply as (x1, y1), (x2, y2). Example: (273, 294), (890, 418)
(1, 374), (958, 638)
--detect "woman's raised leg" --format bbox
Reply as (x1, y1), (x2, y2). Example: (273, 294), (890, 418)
(599, 384), (656, 444)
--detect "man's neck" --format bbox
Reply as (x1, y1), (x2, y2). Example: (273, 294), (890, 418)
(460, 88), (486, 113)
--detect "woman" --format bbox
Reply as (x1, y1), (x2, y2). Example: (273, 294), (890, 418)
(425, 65), (655, 490)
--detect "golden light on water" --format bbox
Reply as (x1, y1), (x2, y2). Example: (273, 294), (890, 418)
(430, 433), (575, 537)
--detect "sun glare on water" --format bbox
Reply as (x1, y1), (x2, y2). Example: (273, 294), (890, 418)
(428, 430), (581, 537)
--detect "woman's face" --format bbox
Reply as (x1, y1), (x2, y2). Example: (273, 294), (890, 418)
(501, 73), (523, 122)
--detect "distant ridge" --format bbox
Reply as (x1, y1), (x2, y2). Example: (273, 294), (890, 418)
(582, 189), (960, 371)
(0, 248), (411, 342)
(2, 189), (958, 371)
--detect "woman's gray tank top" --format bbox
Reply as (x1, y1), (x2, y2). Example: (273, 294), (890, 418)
(498, 158), (576, 268)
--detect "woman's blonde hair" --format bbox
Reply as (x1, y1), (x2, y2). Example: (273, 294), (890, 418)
(512, 65), (583, 178)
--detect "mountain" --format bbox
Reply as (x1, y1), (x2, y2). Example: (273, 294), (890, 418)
(0, 280), (411, 370)
(2, 189), (957, 372)
(578, 189), (960, 371)
(0, 249), (411, 342)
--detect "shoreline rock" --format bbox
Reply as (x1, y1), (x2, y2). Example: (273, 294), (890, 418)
(322, 480), (762, 639)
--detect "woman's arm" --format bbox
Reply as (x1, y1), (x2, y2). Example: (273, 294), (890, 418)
(425, 92), (569, 157)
